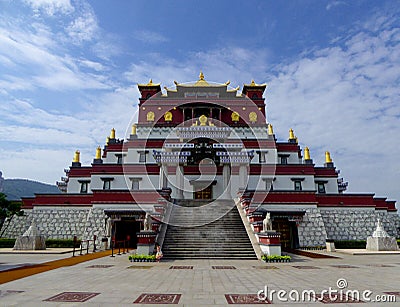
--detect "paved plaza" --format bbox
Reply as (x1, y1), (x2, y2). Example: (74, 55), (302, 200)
(0, 250), (399, 306)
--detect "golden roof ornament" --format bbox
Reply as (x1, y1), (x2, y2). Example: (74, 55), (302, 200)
(131, 124), (137, 135)
(289, 128), (295, 140)
(110, 128), (116, 139)
(95, 146), (101, 159)
(73, 150), (80, 163)
(304, 147), (311, 160)
(268, 124), (274, 135)
(199, 71), (205, 80)
(325, 151), (333, 163)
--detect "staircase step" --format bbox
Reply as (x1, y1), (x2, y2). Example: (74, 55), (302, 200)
(162, 200), (256, 260)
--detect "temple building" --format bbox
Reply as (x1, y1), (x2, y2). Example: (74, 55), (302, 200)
(3, 73), (399, 258)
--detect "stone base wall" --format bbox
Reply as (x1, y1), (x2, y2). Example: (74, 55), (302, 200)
(82, 208), (108, 248)
(320, 209), (400, 241)
(1, 207), (91, 240)
(297, 208), (328, 247)
(1, 210), (33, 239)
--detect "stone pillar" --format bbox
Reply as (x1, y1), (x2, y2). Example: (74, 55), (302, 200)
(239, 164), (248, 190)
(258, 231), (281, 256)
(136, 231), (156, 255)
(176, 164), (184, 199)
(222, 164), (231, 199)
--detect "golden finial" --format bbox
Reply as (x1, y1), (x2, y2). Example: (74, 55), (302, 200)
(110, 128), (116, 139)
(289, 128), (295, 140)
(106, 136), (110, 145)
(304, 147), (311, 160)
(325, 151), (332, 163)
(199, 71), (205, 80)
(268, 124), (274, 135)
(131, 124), (137, 135)
(250, 80), (256, 86)
(95, 146), (101, 159)
(148, 79), (153, 85)
(73, 150), (80, 163)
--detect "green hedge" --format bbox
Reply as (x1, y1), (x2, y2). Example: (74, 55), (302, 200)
(0, 238), (81, 248)
(45, 239), (81, 248)
(0, 238), (16, 248)
(334, 240), (366, 249)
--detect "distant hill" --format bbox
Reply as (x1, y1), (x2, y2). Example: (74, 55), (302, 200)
(2, 179), (60, 200)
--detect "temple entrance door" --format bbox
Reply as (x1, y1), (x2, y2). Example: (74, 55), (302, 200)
(272, 218), (299, 250)
(194, 186), (212, 199)
(114, 218), (141, 248)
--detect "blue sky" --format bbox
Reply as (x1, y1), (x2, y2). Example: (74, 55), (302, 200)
(0, 0), (399, 206)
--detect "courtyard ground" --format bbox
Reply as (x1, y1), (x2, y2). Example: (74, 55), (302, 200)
(0, 249), (399, 306)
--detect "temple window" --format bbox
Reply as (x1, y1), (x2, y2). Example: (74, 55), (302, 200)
(263, 178), (274, 191)
(291, 178), (304, 191)
(130, 177), (142, 190)
(138, 151), (148, 163)
(316, 181), (327, 194)
(258, 151), (266, 163)
(279, 154), (289, 165)
(79, 180), (90, 194)
(101, 178), (113, 190)
(115, 154), (123, 164)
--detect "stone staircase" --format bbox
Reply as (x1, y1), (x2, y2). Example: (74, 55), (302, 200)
(162, 199), (257, 259)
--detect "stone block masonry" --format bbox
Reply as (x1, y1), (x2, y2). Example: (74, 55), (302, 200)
(319, 208), (400, 241)
(297, 208), (328, 247)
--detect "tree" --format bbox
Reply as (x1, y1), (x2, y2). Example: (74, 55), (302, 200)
(0, 193), (24, 237)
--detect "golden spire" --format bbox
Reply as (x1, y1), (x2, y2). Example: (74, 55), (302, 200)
(106, 136), (110, 145)
(148, 79), (153, 85)
(289, 128), (295, 140)
(250, 80), (256, 86)
(199, 71), (205, 80)
(95, 146), (101, 159)
(131, 124), (137, 135)
(73, 150), (80, 163)
(110, 128), (115, 139)
(268, 124), (274, 135)
(325, 151), (332, 163)
(304, 147), (311, 160)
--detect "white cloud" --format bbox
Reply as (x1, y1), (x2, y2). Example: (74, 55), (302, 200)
(66, 10), (99, 44)
(326, 1), (347, 11)
(24, 0), (74, 16)
(134, 30), (168, 44)
(266, 13), (400, 202)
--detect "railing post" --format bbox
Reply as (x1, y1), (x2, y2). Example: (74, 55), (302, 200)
(93, 235), (97, 252)
(80, 240), (83, 255)
(73, 236), (77, 257)
(117, 241), (121, 255)
(86, 240), (89, 254)
(110, 237), (115, 257)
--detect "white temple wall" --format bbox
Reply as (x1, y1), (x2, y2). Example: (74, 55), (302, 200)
(315, 178), (339, 193)
(273, 175), (315, 191)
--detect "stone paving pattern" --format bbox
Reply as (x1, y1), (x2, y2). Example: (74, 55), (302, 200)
(0, 251), (399, 306)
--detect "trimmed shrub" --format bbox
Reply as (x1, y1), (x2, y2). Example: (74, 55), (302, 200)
(0, 238), (16, 248)
(334, 240), (366, 249)
(45, 239), (81, 248)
